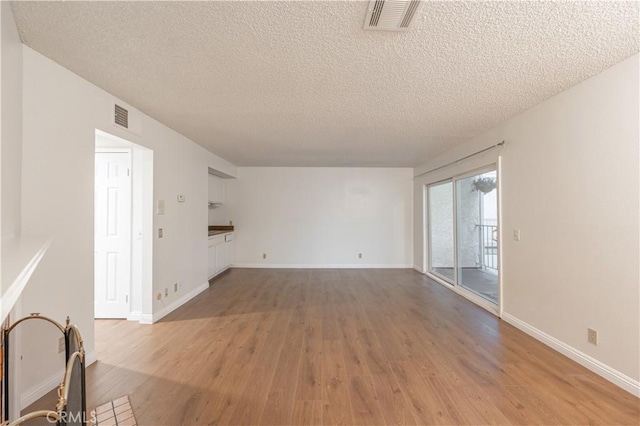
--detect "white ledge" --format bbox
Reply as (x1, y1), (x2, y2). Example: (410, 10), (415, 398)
(1, 235), (52, 322)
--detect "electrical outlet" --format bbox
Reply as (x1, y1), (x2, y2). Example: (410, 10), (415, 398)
(263, 253), (267, 259)
(588, 328), (598, 345)
(358, 253), (363, 259)
(156, 292), (162, 300)
(158, 228), (164, 239)
(165, 288), (169, 297)
(174, 282), (179, 292)
(58, 337), (65, 354)
(513, 229), (521, 241)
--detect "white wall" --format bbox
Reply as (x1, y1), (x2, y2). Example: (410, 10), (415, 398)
(1, 1), (22, 238)
(215, 167), (413, 267)
(414, 54), (639, 390)
(19, 46), (237, 404)
(1, 4), (25, 418)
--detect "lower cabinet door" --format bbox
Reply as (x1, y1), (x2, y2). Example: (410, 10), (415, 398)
(215, 244), (225, 273)
(208, 245), (216, 277)
(225, 241), (234, 268)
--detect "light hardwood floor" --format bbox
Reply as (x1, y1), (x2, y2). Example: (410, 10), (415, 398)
(25, 269), (639, 425)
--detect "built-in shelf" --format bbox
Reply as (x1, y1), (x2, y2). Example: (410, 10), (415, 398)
(1, 235), (52, 322)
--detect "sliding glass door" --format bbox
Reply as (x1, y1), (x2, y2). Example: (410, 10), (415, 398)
(456, 170), (498, 303)
(427, 181), (454, 283)
(426, 167), (499, 307)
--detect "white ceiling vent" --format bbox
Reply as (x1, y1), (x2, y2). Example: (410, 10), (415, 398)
(114, 104), (129, 129)
(364, 0), (422, 31)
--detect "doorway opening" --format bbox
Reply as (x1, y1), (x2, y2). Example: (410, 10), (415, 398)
(94, 130), (153, 322)
(426, 165), (500, 313)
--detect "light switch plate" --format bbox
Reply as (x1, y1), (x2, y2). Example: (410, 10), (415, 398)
(513, 229), (521, 241)
(157, 200), (165, 215)
(158, 228), (163, 239)
(177, 194), (185, 203)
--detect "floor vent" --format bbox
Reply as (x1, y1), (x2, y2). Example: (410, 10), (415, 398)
(114, 104), (129, 129)
(364, 0), (422, 31)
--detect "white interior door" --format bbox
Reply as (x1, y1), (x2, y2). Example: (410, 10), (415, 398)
(95, 151), (132, 318)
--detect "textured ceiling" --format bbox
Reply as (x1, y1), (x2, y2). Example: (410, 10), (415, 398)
(11, 1), (640, 167)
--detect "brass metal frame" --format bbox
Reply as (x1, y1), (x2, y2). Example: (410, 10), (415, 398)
(2, 314), (67, 421)
(5, 410), (59, 426)
(65, 324), (85, 353)
(56, 351), (83, 413)
(2, 314), (87, 425)
(3, 313), (66, 335)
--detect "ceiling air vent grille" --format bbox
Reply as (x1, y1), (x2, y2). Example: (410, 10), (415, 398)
(114, 104), (129, 129)
(364, 0), (422, 31)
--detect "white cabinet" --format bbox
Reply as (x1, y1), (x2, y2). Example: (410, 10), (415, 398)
(208, 233), (234, 279)
(215, 244), (225, 274)
(208, 174), (225, 204)
(207, 243), (216, 278)
(208, 235), (224, 279)
(225, 240), (234, 267)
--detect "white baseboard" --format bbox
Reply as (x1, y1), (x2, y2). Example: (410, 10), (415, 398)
(85, 350), (97, 367)
(232, 263), (413, 269)
(413, 264), (424, 273)
(20, 350), (98, 410)
(502, 312), (640, 397)
(208, 265), (231, 281)
(139, 313), (153, 325)
(152, 282), (209, 323)
(127, 311), (141, 322)
(21, 368), (63, 409)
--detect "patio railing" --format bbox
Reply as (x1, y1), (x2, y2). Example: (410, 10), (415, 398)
(477, 224), (498, 271)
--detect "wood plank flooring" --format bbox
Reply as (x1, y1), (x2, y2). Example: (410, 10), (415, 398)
(25, 269), (639, 425)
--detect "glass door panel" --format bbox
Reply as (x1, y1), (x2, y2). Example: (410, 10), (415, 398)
(427, 181), (454, 283)
(455, 170), (498, 303)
